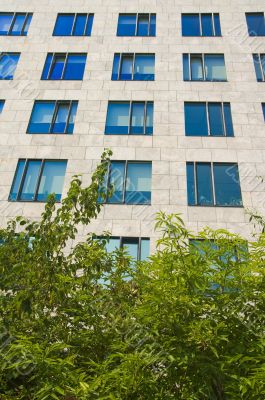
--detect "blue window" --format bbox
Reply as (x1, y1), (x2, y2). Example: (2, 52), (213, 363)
(187, 162), (242, 207)
(105, 101), (153, 135)
(9, 159), (67, 202)
(100, 161), (152, 205)
(246, 13), (265, 36)
(0, 12), (32, 36)
(0, 53), (20, 80)
(253, 54), (265, 82)
(182, 13), (221, 36)
(41, 53), (87, 80)
(185, 102), (234, 137)
(112, 53), (155, 81)
(183, 54), (227, 81)
(262, 104), (265, 121)
(0, 100), (4, 113)
(117, 14), (156, 36)
(53, 13), (94, 36)
(27, 101), (78, 134)
(96, 237), (150, 261)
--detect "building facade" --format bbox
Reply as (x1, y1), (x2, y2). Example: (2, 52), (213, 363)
(0, 0), (264, 258)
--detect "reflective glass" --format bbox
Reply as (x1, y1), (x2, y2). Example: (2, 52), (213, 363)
(182, 14), (200, 36)
(23, 14), (32, 35)
(262, 103), (265, 121)
(122, 238), (139, 260)
(28, 102), (55, 133)
(117, 15), (136, 36)
(261, 54), (265, 78)
(214, 14), (222, 36)
(52, 104), (69, 133)
(105, 102), (130, 134)
(41, 54), (53, 80)
(130, 103), (145, 134)
(125, 163), (151, 204)
(150, 14), (156, 36)
(246, 13), (265, 36)
(85, 14), (94, 36)
(140, 239), (150, 261)
(11, 14), (26, 35)
(37, 161), (67, 202)
(191, 55), (203, 80)
(208, 103), (224, 136)
(253, 54), (263, 81)
(185, 103), (208, 136)
(0, 53), (20, 80)
(205, 55), (227, 81)
(183, 54), (190, 80)
(108, 162), (125, 203)
(53, 15), (74, 36)
(0, 13), (12, 35)
(73, 14), (87, 35)
(20, 160), (42, 201)
(214, 164), (242, 207)
(196, 163), (213, 206)
(223, 103), (234, 136)
(111, 54), (120, 80)
(186, 163), (196, 206)
(49, 55), (65, 80)
(0, 100), (4, 114)
(120, 55), (133, 80)
(68, 102), (78, 134)
(146, 102), (154, 135)
(137, 15), (149, 36)
(105, 238), (120, 253)
(9, 160), (26, 201)
(64, 54), (86, 80)
(134, 54), (155, 80)
(201, 14), (213, 36)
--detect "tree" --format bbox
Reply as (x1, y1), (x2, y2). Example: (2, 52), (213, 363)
(0, 151), (264, 400)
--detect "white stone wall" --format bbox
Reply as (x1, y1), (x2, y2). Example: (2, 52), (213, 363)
(0, 0), (264, 250)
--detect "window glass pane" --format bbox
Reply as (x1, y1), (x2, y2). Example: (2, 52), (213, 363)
(125, 162), (151, 204)
(183, 54), (190, 80)
(137, 15), (149, 36)
(0, 13), (12, 35)
(140, 239), (150, 261)
(41, 54), (53, 80)
(28, 102), (55, 133)
(186, 163), (196, 206)
(20, 160), (42, 201)
(73, 14), (87, 36)
(246, 13), (265, 36)
(105, 103), (130, 134)
(185, 103), (208, 136)
(262, 103), (265, 121)
(68, 102), (78, 134)
(11, 14), (26, 35)
(253, 54), (263, 81)
(201, 14), (214, 36)
(54, 15), (74, 36)
(112, 54), (120, 80)
(9, 160), (26, 201)
(117, 15), (136, 36)
(105, 238), (120, 253)
(50, 55), (65, 80)
(214, 164), (242, 206)
(134, 54), (155, 80)
(205, 55), (227, 81)
(150, 14), (156, 36)
(108, 162), (125, 203)
(208, 103), (224, 136)
(23, 14), (32, 35)
(196, 163), (213, 206)
(223, 103), (234, 136)
(37, 161), (67, 202)
(52, 103), (70, 133)
(182, 14), (200, 36)
(0, 100), (4, 114)
(146, 102), (153, 135)
(64, 54), (86, 80)
(130, 103), (145, 134)
(122, 238), (139, 261)
(0, 53), (20, 80)
(261, 54), (265, 78)
(120, 55), (133, 80)
(85, 14), (94, 36)
(214, 14), (221, 36)
(191, 55), (203, 80)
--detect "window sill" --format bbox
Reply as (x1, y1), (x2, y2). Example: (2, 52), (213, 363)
(188, 205), (244, 208)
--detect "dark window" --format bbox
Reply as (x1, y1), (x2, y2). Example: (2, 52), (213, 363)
(9, 159), (67, 202)
(0, 12), (32, 36)
(96, 237), (150, 261)
(253, 54), (265, 82)
(117, 14), (156, 36)
(0, 100), (4, 113)
(99, 161), (152, 205)
(105, 101), (153, 135)
(187, 162), (242, 207)
(27, 101), (78, 134)
(182, 13), (221, 36)
(53, 13), (94, 36)
(41, 53), (87, 80)
(112, 53), (155, 81)
(262, 103), (265, 120)
(246, 13), (265, 36)
(0, 53), (20, 80)
(183, 54), (227, 81)
(185, 102), (233, 137)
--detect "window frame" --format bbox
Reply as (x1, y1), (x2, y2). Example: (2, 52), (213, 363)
(9, 159), (67, 203)
(105, 101), (153, 135)
(187, 162), (243, 207)
(183, 53), (227, 82)
(112, 53), (155, 81)
(27, 100), (78, 134)
(41, 52), (87, 81)
(0, 12), (32, 36)
(181, 13), (221, 37)
(53, 13), (94, 36)
(102, 160), (152, 205)
(117, 13), (156, 37)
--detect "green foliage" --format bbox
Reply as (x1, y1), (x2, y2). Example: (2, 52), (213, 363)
(0, 152), (264, 399)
